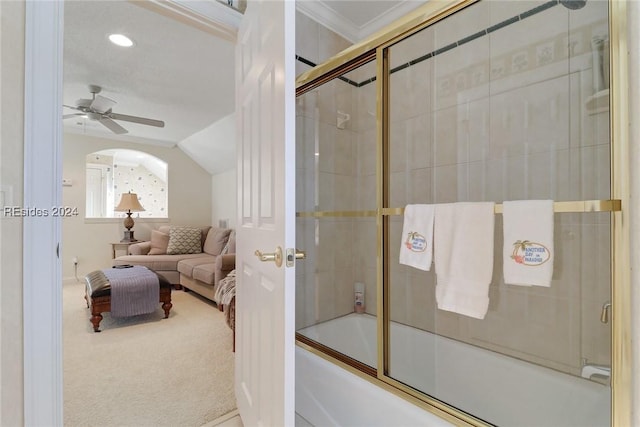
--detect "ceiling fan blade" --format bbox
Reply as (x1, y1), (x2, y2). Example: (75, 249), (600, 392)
(63, 113), (85, 119)
(63, 104), (83, 111)
(98, 117), (128, 134)
(90, 95), (117, 113)
(76, 98), (93, 109)
(109, 112), (165, 128)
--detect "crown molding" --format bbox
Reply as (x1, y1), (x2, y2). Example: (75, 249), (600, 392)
(296, 1), (360, 43)
(132, 0), (241, 42)
(296, 0), (425, 44)
(359, 1), (427, 38)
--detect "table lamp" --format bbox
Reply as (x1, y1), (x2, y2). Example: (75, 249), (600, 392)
(114, 192), (145, 242)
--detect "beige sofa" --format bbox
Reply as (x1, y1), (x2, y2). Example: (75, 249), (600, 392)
(113, 226), (235, 304)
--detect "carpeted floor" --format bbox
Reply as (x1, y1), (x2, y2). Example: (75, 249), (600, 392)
(63, 280), (236, 427)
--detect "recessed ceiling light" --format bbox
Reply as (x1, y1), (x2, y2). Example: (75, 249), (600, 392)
(108, 34), (134, 47)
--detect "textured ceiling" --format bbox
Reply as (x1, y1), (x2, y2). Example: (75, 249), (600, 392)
(63, 0), (419, 173)
(63, 0), (236, 147)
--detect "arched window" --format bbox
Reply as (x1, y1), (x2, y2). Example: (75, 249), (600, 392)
(86, 149), (168, 218)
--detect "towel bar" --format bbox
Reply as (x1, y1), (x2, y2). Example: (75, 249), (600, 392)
(296, 200), (621, 218)
(386, 199), (621, 216)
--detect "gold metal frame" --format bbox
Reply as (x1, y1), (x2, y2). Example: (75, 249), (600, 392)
(295, 0), (630, 425)
(609, 1), (631, 425)
(295, 0), (476, 93)
(297, 199), (620, 218)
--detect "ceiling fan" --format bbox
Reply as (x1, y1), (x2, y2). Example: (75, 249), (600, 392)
(63, 84), (165, 135)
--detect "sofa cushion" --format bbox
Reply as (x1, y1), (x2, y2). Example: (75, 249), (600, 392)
(192, 263), (216, 285)
(148, 230), (170, 255)
(128, 241), (151, 255)
(167, 226), (202, 255)
(203, 227), (231, 256)
(222, 230), (236, 254)
(113, 253), (207, 272)
(177, 255), (216, 277)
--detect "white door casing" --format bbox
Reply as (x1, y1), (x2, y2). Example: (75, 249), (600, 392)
(23, 1), (64, 425)
(235, 0), (296, 426)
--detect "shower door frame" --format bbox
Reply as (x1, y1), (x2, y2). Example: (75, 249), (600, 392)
(294, 0), (630, 425)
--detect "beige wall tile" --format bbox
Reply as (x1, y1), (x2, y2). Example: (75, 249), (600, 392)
(433, 106), (460, 166)
(408, 114), (432, 170)
(295, 0), (614, 383)
(318, 24), (351, 65)
(295, 11), (319, 62)
(410, 168), (433, 204)
(357, 128), (377, 177)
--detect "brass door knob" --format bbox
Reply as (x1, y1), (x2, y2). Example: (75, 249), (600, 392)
(254, 246), (283, 267)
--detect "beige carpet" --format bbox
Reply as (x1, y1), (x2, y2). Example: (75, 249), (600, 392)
(63, 281), (236, 427)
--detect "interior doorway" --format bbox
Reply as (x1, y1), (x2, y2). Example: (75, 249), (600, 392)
(21, 1), (241, 424)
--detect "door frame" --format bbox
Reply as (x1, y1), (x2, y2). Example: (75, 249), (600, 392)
(23, 1), (240, 424)
(23, 2), (64, 424)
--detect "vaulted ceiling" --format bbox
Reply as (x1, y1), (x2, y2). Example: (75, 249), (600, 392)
(63, 0), (236, 147)
(63, 0), (424, 172)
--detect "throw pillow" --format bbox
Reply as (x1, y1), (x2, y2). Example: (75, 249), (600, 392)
(148, 230), (170, 255)
(166, 226), (202, 255)
(203, 227), (232, 256)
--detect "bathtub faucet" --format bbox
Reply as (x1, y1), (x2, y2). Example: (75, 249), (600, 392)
(581, 360), (611, 380)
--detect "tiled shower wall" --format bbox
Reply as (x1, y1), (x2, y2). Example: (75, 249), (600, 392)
(296, 0), (611, 378)
(386, 0), (611, 376)
(296, 65), (380, 330)
(295, 11), (360, 330)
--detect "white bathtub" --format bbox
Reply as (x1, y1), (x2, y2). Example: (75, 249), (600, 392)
(297, 314), (610, 426)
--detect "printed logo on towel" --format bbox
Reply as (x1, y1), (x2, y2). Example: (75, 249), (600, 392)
(511, 240), (550, 266)
(405, 231), (427, 252)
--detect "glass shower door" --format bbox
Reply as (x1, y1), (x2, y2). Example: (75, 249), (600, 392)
(295, 60), (379, 369)
(384, 0), (612, 425)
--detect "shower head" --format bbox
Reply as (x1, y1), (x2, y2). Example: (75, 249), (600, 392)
(560, 0), (587, 10)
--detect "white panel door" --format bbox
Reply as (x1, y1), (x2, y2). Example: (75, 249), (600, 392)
(235, 0), (296, 426)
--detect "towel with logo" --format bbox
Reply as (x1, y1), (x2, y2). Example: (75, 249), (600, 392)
(434, 202), (495, 319)
(503, 200), (554, 287)
(399, 204), (435, 271)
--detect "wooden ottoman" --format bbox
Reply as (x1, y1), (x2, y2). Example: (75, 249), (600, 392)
(84, 267), (172, 332)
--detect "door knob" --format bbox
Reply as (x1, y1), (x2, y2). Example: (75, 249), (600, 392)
(255, 246), (283, 267)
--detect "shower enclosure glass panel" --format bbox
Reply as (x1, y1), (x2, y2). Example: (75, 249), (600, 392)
(296, 61), (379, 369)
(387, 1), (611, 425)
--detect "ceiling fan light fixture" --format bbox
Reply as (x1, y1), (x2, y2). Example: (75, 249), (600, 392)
(108, 34), (134, 47)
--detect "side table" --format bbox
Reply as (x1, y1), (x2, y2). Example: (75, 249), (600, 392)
(110, 241), (143, 259)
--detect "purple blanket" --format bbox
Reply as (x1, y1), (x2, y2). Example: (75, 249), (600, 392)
(103, 266), (159, 317)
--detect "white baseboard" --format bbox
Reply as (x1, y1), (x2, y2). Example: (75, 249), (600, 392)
(202, 409), (240, 426)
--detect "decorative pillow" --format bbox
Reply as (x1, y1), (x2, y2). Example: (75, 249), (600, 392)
(148, 230), (170, 255)
(166, 226), (203, 255)
(203, 227), (232, 256)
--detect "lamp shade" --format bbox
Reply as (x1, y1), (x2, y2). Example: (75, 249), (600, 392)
(114, 192), (145, 212)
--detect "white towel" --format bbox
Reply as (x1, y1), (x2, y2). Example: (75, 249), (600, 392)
(399, 204), (435, 271)
(503, 200), (554, 287)
(434, 202), (495, 319)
